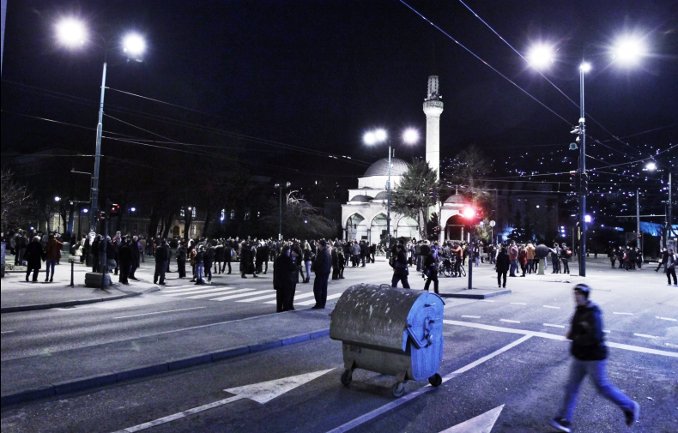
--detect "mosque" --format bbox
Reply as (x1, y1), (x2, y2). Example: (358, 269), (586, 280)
(341, 76), (470, 244)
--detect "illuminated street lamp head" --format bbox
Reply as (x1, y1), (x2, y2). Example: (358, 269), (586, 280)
(610, 34), (647, 67)
(54, 195), (62, 202)
(644, 161), (657, 172)
(579, 62), (592, 73)
(122, 32), (147, 61)
(526, 42), (555, 70)
(401, 127), (420, 145)
(55, 17), (87, 48)
(363, 128), (387, 146)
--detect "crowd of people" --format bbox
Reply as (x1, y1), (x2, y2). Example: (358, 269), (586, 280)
(4, 229), (676, 298)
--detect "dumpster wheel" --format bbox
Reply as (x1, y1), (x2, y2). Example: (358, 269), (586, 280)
(428, 373), (442, 387)
(392, 382), (406, 398)
(340, 369), (353, 387)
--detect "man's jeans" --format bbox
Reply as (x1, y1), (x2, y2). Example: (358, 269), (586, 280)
(559, 358), (635, 421)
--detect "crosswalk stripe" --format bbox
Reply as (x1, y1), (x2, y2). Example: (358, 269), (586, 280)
(237, 293), (279, 302)
(163, 286), (239, 296)
(295, 293), (342, 306)
(264, 292), (315, 304)
(211, 290), (259, 301)
(186, 288), (254, 299)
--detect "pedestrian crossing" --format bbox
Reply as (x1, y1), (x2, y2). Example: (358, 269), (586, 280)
(157, 284), (342, 306)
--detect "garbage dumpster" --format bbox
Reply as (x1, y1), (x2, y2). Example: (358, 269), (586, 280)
(330, 284), (445, 397)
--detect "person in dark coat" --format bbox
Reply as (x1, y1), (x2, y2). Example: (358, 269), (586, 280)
(495, 246), (510, 288)
(240, 241), (256, 278)
(176, 240), (187, 279)
(129, 235), (141, 280)
(422, 246), (439, 294)
(311, 240), (332, 309)
(273, 245), (298, 312)
(550, 284), (639, 433)
(91, 235), (101, 272)
(117, 238), (132, 285)
(24, 236), (44, 282)
(390, 243), (410, 289)
(154, 239), (169, 285)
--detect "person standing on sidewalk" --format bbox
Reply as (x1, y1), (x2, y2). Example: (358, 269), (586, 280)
(550, 283), (639, 433)
(311, 240), (331, 309)
(495, 246), (510, 288)
(24, 236), (43, 282)
(390, 242), (411, 289)
(44, 233), (63, 283)
(154, 239), (169, 285)
(665, 248), (677, 286)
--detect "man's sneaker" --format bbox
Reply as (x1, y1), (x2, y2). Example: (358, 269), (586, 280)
(549, 417), (571, 433)
(624, 401), (640, 426)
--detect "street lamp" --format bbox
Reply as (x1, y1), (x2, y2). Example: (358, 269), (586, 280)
(54, 195), (62, 233)
(363, 127), (419, 252)
(55, 17), (147, 236)
(274, 182), (291, 240)
(526, 33), (647, 276)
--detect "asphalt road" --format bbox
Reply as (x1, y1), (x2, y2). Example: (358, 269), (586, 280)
(1, 257), (676, 433)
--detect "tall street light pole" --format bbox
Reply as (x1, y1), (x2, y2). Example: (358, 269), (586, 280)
(363, 127), (420, 254)
(91, 61), (107, 234)
(577, 61), (590, 277)
(274, 182), (290, 240)
(526, 33), (647, 277)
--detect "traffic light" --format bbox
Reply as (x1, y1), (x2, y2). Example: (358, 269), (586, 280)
(461, 205), (483, 226)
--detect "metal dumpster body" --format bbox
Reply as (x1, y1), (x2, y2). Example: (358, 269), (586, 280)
(330, 284), (445, 396)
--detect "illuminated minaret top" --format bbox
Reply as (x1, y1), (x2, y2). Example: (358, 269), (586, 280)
(423, 75), (443, 180)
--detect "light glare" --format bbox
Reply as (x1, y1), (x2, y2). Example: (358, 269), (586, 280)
(55, 17), (87, 48)
(122, 32), (146, 59)
(611, 34), (647, 67)
(402, 128), (420, 145)
(579, 62), (592, 73)
(526, 43), (555, 70)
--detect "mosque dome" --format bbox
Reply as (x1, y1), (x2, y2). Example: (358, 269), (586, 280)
(373, 191), (388, 200)
(364, 157), (409, 177)
(349, 195), (372, 203)
(443, 194), (466, 204)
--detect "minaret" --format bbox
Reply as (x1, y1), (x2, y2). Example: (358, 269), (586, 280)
(423, 75), (443, 180)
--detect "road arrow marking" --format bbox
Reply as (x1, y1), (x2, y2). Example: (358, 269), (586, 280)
(439, 405), (504, 433)
(223, 368), (334, 404)
(113, 368), (333, 432)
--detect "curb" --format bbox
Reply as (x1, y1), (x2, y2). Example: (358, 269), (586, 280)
(0, 287), (159, 314)
(0, 328), (331, 407)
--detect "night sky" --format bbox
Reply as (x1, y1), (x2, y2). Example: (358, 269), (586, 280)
(1, 0), (677, 221)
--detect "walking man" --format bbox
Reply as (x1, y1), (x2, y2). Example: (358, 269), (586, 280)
(550, 283), (639, 432)
(665, 248), (677, 286)
(390, 243), (411, 289)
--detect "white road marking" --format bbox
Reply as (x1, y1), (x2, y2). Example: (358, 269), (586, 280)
(264, 292), (315, 304)
(1, 330), (16, 335)
(211, 290), (258, 301)
(237, 293), (279, 302)
(161, 285), (231, 294)
(612, 312), (634, 316)
(510, 302), (527, 305)
(113, 307), (206, 319)
(296, 293), (343, 306)
(500, 319), (520, 324)
(542, 305), (560, 309)
(443, 319), (678, 358)
(480, 300), (496, 303)
(163, 286), (238, 296)
(461, 315), (481, 319)
(633, 333), (660, 340)
(543, 323), (565, 329)
(187, 288), (254, 299)
(656, 316), (677, 322)
(325, 335), (531, 433)
(665, 342), (678, 349)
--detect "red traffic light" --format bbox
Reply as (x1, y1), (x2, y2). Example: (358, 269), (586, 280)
(462, 206), (477, 220)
